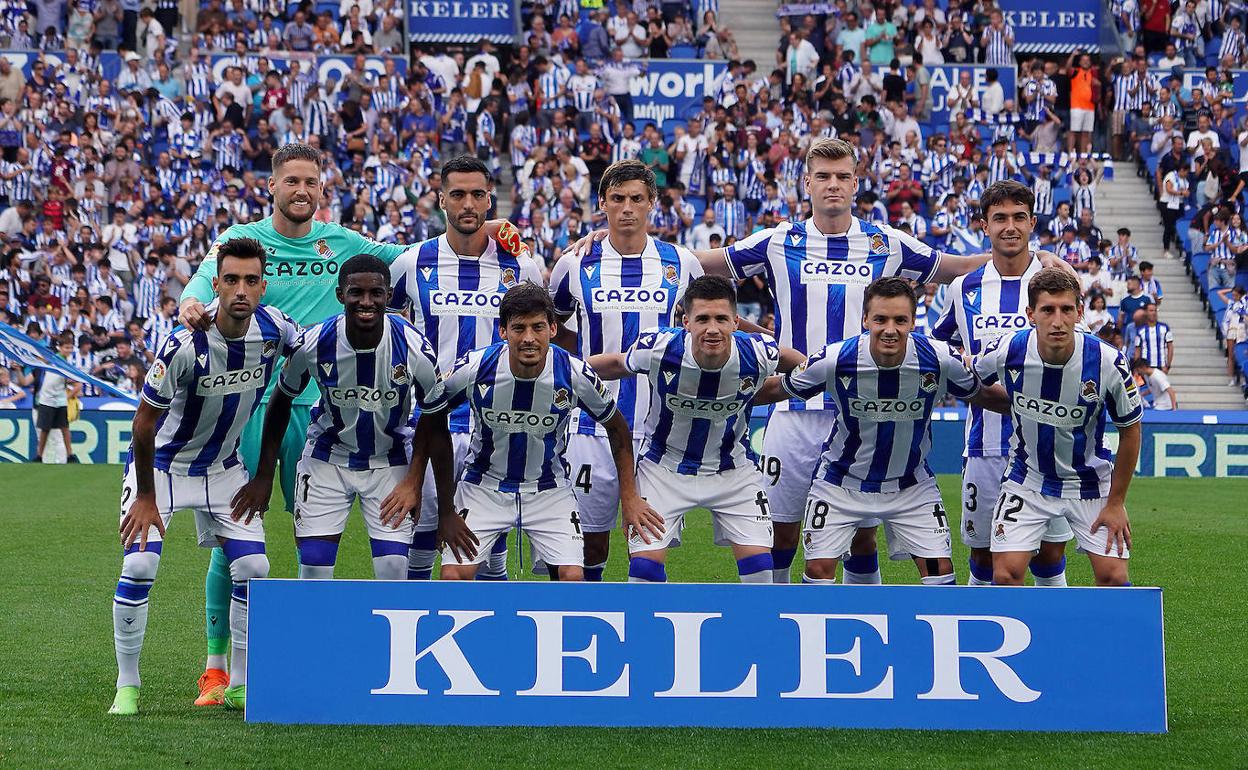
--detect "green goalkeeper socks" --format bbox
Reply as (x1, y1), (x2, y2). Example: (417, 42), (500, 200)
(205, 547), (232, 656)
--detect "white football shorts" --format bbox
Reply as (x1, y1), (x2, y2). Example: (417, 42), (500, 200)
(565, 432), (643, 533)
(293, 454), (414, 544)
(803, 478), (952, 561)
(990, 479), (1129, 559)
(961, 456), (1073, 548)
(416, 431), (471, 532)
(119, 461), (262, 548)
(442, 482), (585, 568)
(762, 409), (882, 528)
(629, 460), (773, 553)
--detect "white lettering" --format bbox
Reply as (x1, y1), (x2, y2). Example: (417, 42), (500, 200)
(196, 365), (267, 396)
(916, 614), (1041, 703)
(1011, 393), (1087, 428)
(848, 398), (928, 422)
(590, 287), (670, 312)
(779, 613), (894, 699)
(429, 289), (504, 318)
(654, 612), (757, 698)
(972, 314), (1030, 338)
(371, 609), (499, 696)
(328, 386), (401, 413)
(1215, 434), (1248, 476)
(663, 393), (745, 420)
(1153, 432), (1206, 477)
(799, 260), (873, 286)
(480, 409), (560, 434)
(517, 611), (630, 697)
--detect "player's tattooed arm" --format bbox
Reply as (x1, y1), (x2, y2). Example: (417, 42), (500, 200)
(968, 383), (1011, 415)
(605, 411), (665, 544)
(586, 353), (631, 380)
(1093, 420), (1139, 557)
(776, 347), (806, 373)
(119, 400), (166, 550)
(229, 389), (293, 524)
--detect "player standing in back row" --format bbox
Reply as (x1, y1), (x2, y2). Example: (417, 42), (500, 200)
(109, 238), (300, 715)
(389, 155), (545, 582)
(974, 268), (1142, 586)
(549, 160), (703, 580)
(931, 180), (1074, 587)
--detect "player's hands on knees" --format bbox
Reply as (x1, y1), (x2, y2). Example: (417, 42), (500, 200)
(229, 477), (272, 524)
(621, 497), (665, 545)
(1091, 501), (1132, 557)
(379, 481), (419, 529)
(179, 298), (213, 331)
(438, 510), (479, 564)
(563, 229), (609, 260)
(120, 493), (165, 550)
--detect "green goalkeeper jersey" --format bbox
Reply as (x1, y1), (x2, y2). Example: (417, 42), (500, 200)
(180, 218), (409, 404)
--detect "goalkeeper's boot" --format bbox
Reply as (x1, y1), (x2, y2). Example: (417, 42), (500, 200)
(222, 685), (246, 711)
(194, 668), (228, 706)
(108, 686), (139, 716)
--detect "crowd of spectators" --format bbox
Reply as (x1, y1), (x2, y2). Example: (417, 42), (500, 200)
(0, 0), (1221, 422)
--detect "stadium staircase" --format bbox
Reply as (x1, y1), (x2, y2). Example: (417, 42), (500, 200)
(716, 0), (780, 70)
(1098, 174), (1245, 410)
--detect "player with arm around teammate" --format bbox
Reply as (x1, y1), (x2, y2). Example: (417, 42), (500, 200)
(974, 268), (1142, 586)
(765, 277), (1010, 585)
(230, 255), (457, 582)
(109, 238), (300, 715)
(427, 282), (660, 580)
(930, 180), (1074, 587)
(588, 275), (806, 583)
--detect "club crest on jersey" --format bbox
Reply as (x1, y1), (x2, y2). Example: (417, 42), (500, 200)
(500, 267), (518, 288)
(552, 387), (571, 410)
(739, 376), (755, 394)
(920, 372), (938, 393)
(965, 519), (976, 537)
(663, 264), (678, 285)
(994, 523), (1006, 541)
(261, 340), (277, 359)
(314, 239), (334, 259)
(869, 233), (888, 255)
(392, 363), (409, 384)
(1082, 379), (1099, 401)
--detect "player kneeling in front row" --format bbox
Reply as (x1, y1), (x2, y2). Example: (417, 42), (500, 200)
(423, 282), (658, 579)
(232, 255), (456, 582)
(763, 276), (1009, 585)
(974, 268), (1141, 586)
(589, 276), (805, 582)
(110, 238), (300, 715)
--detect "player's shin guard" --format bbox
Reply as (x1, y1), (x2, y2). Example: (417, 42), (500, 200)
(583, 561), (606, 581)
(407, 529), (437, 580)
(921, 573), (957, 585)
(476, 533), (509, 581)
(205, 546), (232, 669)
(771, 547), (797, 584)
(114, 544), (161, 688)
(737, 553), (774, 583)
(967, 556), (994, 586)
(627, 556), (667, 583)
(842, 553), (882, 584)
(223, 541), (269, 689)
(1030, 555), (1068, 587)
(297, 538), (339, 579)
(801, 573), (837, 584)
(370, 539), (408, 580)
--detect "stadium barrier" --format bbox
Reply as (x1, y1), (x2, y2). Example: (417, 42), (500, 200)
(4, 403), (1248, 476)
(246, 579), (1166, 731)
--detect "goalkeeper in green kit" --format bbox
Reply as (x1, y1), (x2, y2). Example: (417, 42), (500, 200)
(177, 143), (528, 706)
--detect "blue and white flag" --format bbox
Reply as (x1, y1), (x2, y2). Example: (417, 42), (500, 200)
(0, 322), (138, 402)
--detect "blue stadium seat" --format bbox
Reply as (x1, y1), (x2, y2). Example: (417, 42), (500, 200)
(669, 45), (697, 59)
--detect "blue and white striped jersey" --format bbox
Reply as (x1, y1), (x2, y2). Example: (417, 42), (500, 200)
(783, 332), (980, 492)
(549, 235), (703, 437)
(931, 254), (1041, 457)
(278, 314), (445, 470)
(726, 217), (943, 411)
(1133, 321), (1173, 369)
(625, 327), (779, 476)
(974, 329), (1143, 499)
(389, 234), (546, 432)
(443, 343), (617, 493)
(140, 304), (300, 476)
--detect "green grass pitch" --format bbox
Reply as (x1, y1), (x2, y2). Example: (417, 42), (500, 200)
(1, 465), (1245, 767)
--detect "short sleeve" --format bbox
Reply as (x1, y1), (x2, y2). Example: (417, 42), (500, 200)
(548, 254), (578, 316)
(751, 332), (781, 379)
(888, 225), (942, 283)
(141, 335), (191, 408)
(387, 244), (419, 310)
(1163, 326), (1174, 343)
(973, 333), (1006, 386)
(781, 343), (837, 400)
(277, 330), (314, 397)
(725, 226), (775, 280)
(407, 330), (447, 413)
(1107, 352), (1144, 427)
(937, 339), (980, 399)
(625, 326), (666, 375)
(439, 349), (482, 409)
(929, 278), (962, 345)
(519, 255), (547, 287)
(677, 245), (704, 280)
(573, 357), (618, 424)
(274, 308), (302, 356)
